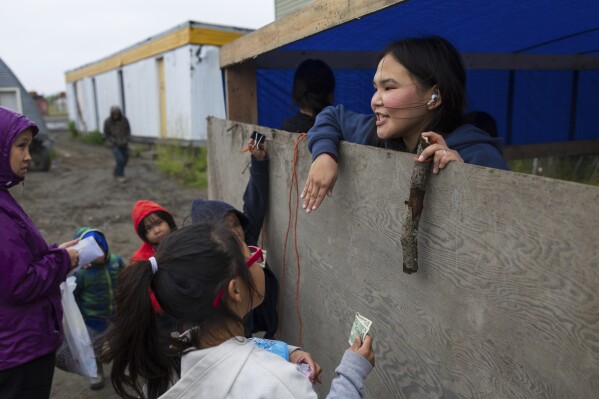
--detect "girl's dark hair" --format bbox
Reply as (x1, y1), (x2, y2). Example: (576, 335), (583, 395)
(137, 211), (178, 244)
(102, 223), (257, 399)
(292, 59), (335, 117)
(377, 35), (467, 135)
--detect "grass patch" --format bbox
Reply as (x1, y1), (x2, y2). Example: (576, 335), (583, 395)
(129, 144), (147, 158)
(68, 122), (104, 146)
(49, 147), (58, 160)
(76, 130), (105, 145)
(68, 120), (79, 138)
(156, 143), (207, 189)
(508, 154), (599, 187)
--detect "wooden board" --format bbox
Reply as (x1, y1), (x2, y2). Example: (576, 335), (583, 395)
(255, 50), (599, 71)
(219, 0), (406, 67)
(208, 117), (599, 398)
(224, 60), (258, 124)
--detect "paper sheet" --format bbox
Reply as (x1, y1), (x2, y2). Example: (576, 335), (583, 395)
(71, 236), (104, 268)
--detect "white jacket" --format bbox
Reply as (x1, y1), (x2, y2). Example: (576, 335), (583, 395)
(160, 338), (372, 399)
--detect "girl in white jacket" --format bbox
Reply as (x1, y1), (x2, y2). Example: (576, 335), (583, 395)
(102, 222), (374, 399)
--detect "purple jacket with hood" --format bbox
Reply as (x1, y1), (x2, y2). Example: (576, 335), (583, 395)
(0, 106), (71, 371)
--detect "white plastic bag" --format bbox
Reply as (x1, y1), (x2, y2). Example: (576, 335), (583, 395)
(55, 276), (98, 378)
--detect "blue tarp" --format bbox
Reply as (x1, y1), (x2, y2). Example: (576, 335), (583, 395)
(256, 0), (599, 145)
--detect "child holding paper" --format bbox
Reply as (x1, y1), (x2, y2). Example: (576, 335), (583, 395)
(72, 227), (125, 390)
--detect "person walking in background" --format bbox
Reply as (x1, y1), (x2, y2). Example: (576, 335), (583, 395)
(0, 106), (79, 399)
(103, 105), (131, 183)
(278, 59), (336, 133)
(72, 227), (125, 391)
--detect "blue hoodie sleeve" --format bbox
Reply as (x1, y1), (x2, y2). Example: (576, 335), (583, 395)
(308, 105), (376, 161)
(243, 156), (269, 246)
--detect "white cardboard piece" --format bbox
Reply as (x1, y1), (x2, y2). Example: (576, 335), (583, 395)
(71, 236), (104, 268)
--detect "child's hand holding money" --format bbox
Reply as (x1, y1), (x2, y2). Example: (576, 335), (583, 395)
(350, 335), (375, 367)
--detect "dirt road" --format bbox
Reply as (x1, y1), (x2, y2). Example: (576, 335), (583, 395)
(12, 131), (206, 398)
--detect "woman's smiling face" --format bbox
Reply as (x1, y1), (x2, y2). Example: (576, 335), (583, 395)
(371, 54), (433, 147)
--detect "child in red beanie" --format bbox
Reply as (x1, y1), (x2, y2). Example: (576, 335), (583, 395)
(130, 200), (177, 264)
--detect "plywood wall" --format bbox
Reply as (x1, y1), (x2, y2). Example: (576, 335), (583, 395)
(207, 117), (599, 398)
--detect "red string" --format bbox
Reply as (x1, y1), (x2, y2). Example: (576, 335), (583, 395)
(280, 133), (307, 347)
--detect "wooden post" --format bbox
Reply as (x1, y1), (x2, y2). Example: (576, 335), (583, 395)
(401, 137), (432, 274)
(224, 60), (257, 124)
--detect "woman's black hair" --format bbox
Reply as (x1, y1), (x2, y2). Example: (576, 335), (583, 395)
(102, 222), (257, 399)
(137, 211), (178, 244)
(291, 59), (336, 117)
(465, 111), (498, 137)
(377, 35), (467, 135)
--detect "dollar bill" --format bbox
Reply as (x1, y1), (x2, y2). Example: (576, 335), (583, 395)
(348, 312), (372, 345)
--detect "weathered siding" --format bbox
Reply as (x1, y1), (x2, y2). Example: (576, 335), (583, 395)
(164, 47), (192, 139)
(67, 44), (226, 141)
(207, 117), (599, 398)
(78, 78), (99, 132)
(190, 45), (225, 141)
(66, 82), (78, 128)
(123, 59), (161, 138)
(94, 70), (121, 130)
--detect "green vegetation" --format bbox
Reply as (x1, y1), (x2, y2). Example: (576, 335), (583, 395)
(68, 122), (103, 145)
(68, 120), (79, 138)
(129, 144), (147, 158)
(156, 143), (208, 189)
(49, 147), (58, 160)
(76, 130), (105, 146)
(508, 154), (599, 187)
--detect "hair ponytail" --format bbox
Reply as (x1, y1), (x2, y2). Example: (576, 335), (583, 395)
(102, 260), (182, 399)
(104, 223), (257, 398)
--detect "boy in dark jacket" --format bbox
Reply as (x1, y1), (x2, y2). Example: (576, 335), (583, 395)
(73, 227), (124, 390)
(103, 105), (131, 183)
(190, 136), (279, 339)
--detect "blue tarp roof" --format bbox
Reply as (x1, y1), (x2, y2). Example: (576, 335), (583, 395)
(255, 0), (599, 146)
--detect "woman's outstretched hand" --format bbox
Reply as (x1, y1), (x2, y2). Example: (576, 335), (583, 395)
(350, 335), (375, 367)
(417, 132), (463, 174)
(301, 153), (338, 213)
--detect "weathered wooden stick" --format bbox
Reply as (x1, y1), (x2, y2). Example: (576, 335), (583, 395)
(401, 137), (432, 274)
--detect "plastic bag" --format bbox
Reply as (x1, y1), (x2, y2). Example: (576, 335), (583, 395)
(55, 276), (98, 378)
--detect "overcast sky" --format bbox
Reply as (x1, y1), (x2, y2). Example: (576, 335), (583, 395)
(0, 0), (275, 95)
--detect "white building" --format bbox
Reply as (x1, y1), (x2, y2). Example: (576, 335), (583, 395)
(65, 21), (251, 141)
